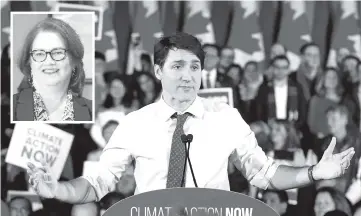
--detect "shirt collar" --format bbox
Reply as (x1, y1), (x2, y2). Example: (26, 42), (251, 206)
(156, 95), (205, 121)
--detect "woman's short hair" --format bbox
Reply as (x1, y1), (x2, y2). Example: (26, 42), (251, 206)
(315, 67), (344, 97)
(18, 17), (85, 95)
(268, 119), (301, 150)
(154, 32), (205, 69)
(314, 187), (352, 216)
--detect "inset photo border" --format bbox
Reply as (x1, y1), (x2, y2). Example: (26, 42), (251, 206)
(11, 11), (95, 124)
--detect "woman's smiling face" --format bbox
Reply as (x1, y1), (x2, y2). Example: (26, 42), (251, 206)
(30, 31), (72, 88)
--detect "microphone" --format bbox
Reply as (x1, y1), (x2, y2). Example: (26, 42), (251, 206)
(181, 134), (198, 187)
(180, 134), (188, 187)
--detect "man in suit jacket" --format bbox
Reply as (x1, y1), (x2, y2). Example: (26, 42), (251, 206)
(200, 44), (220, 89)
(290, 42), (322, 102)
(255, 55), (307, 131)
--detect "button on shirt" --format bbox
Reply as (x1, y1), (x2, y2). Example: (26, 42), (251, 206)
(82, 96), (280, 201)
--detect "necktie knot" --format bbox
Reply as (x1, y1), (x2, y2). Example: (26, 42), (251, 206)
(171, 112), (190, 125)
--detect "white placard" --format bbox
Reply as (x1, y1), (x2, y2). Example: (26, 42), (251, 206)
(198, 87), (234, 107)
(5, 123), (74, 180)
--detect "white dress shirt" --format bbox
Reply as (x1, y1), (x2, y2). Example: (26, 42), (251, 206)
(83, 96), (280, 201)
(274, 82), (288, 120)
(201, 69), (217, 88)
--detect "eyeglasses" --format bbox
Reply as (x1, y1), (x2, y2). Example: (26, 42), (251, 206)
(30, 48), (67, 62)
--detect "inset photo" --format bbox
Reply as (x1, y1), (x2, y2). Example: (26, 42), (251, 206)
(11, 12), (95, 123)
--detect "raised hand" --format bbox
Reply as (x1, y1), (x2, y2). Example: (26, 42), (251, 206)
(313, 137), (355, 180)
(27, 161), (59, 199)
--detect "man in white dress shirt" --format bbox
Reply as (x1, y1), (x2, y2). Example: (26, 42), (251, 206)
(201, 44), (220, 89)
(27, 32), (355, 204)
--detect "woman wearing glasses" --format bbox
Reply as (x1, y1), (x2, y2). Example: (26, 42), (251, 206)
(13, 17), (92, 121)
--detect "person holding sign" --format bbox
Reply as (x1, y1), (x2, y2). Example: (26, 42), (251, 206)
(13, 17), (92, 122)
(27, 32), (355, 204)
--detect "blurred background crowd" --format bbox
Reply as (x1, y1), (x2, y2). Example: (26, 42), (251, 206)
(1, 1), (361, 216)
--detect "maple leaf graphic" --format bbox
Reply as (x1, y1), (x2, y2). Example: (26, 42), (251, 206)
(332, 15), (360, 52)
(133, 1), (162, 54)
(228, 2), (260, 55)
(183, 12), (209, 36)
(278, 2), (310, 53)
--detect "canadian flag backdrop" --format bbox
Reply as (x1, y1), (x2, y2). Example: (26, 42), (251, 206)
(227, 0), (265, 67)
(131, 1), (163, 55)
(182, 1), (216, 45)
(1, 0), (361, 74)
(277, 0), (312, 71)
(327, 0), (361, 67)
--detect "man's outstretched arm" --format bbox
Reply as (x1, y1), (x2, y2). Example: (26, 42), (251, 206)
(268, 137), (354, 190)
(27, 163), (98, 204)
(55, 177), (97, 204)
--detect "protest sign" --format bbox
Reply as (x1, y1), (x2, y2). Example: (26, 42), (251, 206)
(5, 123), (74, 180)
(198, 87), (234, 107)
(7, 190), (43, 212)
(53, 3), (103, 40)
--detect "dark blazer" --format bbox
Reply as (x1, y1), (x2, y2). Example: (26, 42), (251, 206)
(348, 83), (361, 127)
(255, 78), (308, 130)
(13, 88), (92, 121)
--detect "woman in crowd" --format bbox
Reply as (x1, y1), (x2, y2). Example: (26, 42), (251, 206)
(226, 63), (243, 87)
(341, 55), (360, 95)
(90, 74), (134, 148)
(236, 61), (262, 123)
(308, 67), (355, 139)
(314, 187), (352, 216)
(349, 61), (361, 129)
(13, 17), (92, 121)
(267, 119), (317, 167)
(133, 71), (161, 108)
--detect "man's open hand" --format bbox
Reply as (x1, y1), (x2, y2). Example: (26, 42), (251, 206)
(27, 161), (59, 199)
(313, 137), (355, 180)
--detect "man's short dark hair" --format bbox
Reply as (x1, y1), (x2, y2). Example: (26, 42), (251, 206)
(244, 61), (258, 70)
(154, 32), (205, 69)
(263, 190), (289, 203)
(326, 104), (349, 118)
(299, 42), (320, 55)
(140, 53), (152, 64)
(95, 51), (106, 61)
(202, 43), (220, 56)
(270, 55), (290, 67)
(341, 54), (361, 66)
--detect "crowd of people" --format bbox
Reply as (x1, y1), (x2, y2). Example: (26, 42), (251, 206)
(1, 36), (361, 216)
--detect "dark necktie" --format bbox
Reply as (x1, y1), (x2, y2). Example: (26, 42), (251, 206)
(166, 112), (190, 188)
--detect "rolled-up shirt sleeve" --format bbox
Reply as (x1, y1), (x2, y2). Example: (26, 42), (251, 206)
(228, 109), (280, 190)
(82, 120), (134, 201)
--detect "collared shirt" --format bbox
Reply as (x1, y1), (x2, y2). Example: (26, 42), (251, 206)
(82, 96), (280, 201)
(202, 68), (217, 88)
(274, 82), (288, 120)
